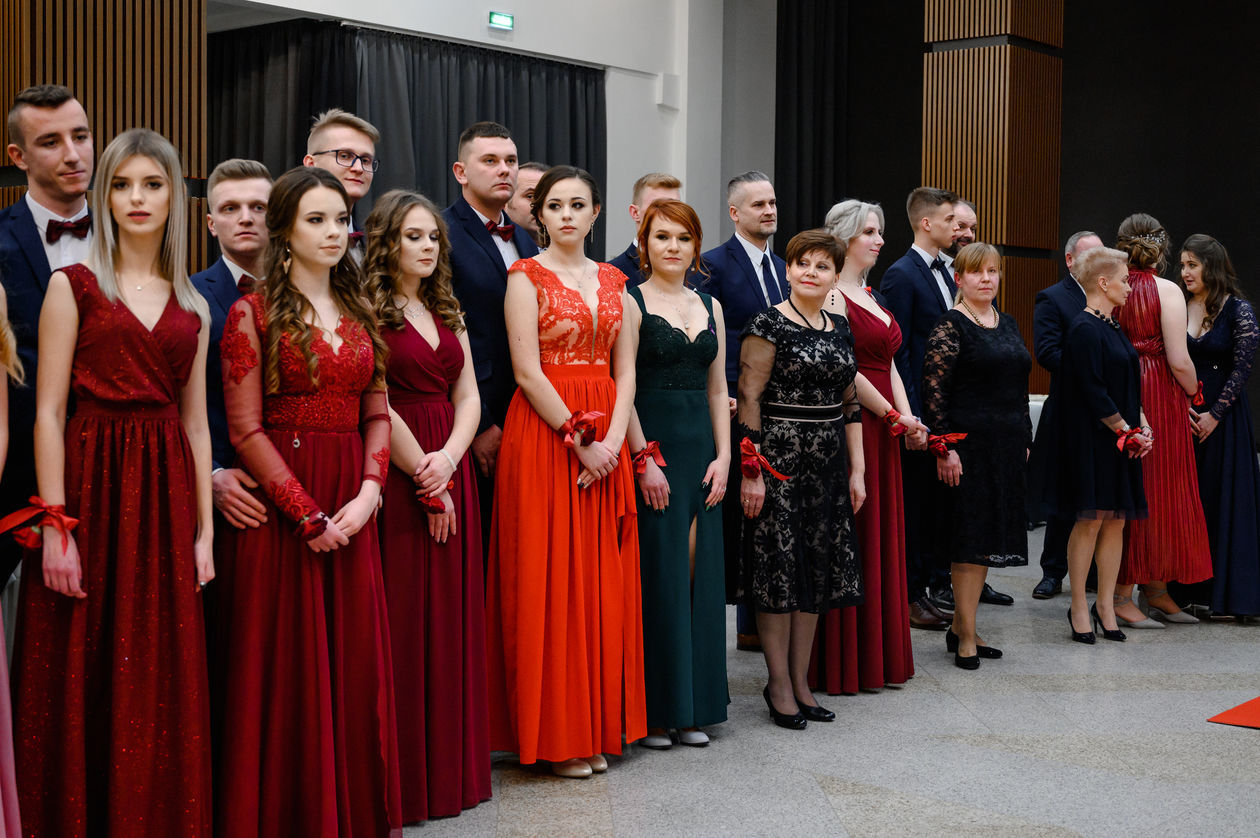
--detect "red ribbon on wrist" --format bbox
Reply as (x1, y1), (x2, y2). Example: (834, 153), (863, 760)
(883, 409), (907, 437)
(559, 410), (604, 448)
(420, 481), (456, 514)
(0, 496), (79, 551)
(1115, 427), (1144, 452)
(632, 441), (667, 474)
(297, 512), (329, 541)
(928, 432), (968, 459)
(739, 437), (791, 480)
(1192, 380), (1205, 407)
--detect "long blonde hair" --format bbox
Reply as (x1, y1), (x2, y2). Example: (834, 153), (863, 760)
(87, 128), (208, 327)
(0, 287), (23, 385)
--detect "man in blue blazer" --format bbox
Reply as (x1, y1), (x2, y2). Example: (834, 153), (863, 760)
(190, 159), (273, 531)
(1030, 230), (1103, 599)
(443, 121), (540, 549)
(607, 172), (681, 287)
(0, 84), (94, 584)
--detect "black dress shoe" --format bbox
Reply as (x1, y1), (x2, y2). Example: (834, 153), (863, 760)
(1067, 607), (1096, 644)
(954, 652), (980, 670)
(796, 699), (836, 722)
(763, 686), (807, 730)
(909, 599), (949, 631)
(1032, 576), (1062, 600)
(979, 583), (1014, 606)
(928, 586), (955, 611)
(946, 628), (1003, 659)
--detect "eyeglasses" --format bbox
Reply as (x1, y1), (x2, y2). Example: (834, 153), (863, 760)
(311, 149), (380, 173)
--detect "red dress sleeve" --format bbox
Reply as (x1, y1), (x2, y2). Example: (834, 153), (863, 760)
(221, 297), (324, 527)
(361, 388), (391, 485)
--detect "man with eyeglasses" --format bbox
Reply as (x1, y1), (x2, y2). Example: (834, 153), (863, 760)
(302, 107), (380, 259)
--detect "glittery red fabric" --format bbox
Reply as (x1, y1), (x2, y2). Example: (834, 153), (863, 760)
(214, 295), (401, 837)
(513, 258), (625, 365)
(11, 264), (211, 837)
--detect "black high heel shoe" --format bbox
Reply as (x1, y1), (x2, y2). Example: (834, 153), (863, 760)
(1091, 603), (1127, 642)
(763, 686), (807, 730)
(1067, 607), (1096, 644)
(796, 696), (836, 722)
(946, 628), (1003, 659)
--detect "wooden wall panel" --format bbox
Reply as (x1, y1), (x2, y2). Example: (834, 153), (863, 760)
(1007, 48), (1061, 250)
(925, 0), (1063, 47)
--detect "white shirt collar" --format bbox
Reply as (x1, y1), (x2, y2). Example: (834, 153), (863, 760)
(221, 255), (254, 285)
(734, 231), (771, 266)
(25, 192), (89, 230)
(911, 243), (940, 268)
(470, 205), (508, 227)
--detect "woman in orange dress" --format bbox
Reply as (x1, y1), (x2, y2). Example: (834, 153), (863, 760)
(485, 165), (645, 779)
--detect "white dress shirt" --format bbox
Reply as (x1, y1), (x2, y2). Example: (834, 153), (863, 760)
(734, 231), (778, 306)
(472, 207), (521, 270)
(26, 193), (92, 272)
(912, 243), (954, 308)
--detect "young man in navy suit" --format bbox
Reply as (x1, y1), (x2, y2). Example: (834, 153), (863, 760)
(0, 84), (94, 587)
(1030, 230), (1103, 599)
(699, 170), (787, 651)
(607, 172), (682, 287)
(443, 121), (540, 548)
(190, 158), (273, 530)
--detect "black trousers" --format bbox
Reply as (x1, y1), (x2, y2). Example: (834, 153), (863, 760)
(902, 449), (950, 601)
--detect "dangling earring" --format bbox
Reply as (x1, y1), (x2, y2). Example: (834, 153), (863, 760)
(539, 224), (550, 247)
(587, 226), (594, 244)
(282, 244), (292, 275)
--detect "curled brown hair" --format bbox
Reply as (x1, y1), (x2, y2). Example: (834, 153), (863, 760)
(363, 189), (464, 333)
(261, 166), (387, 393)
(635, 199), (708, 281)
(1116, 212), (1168, 273)
(785, 228), (845, 269)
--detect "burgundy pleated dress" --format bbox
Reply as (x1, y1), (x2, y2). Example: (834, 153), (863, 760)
(378, 317), (490, 821)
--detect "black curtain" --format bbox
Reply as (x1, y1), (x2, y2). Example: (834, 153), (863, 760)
(209, 19), (607, 252)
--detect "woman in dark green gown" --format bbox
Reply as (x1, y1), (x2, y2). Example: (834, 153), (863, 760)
(624, 200), (731, 748)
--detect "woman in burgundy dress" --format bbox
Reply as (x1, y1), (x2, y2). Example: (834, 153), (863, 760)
(1113, 214), (1212, 625)
(215, 166), (401, 837)
(9, 129), (214, 837)
(364, 190), (490, 821)
(812, 199), (927, 694)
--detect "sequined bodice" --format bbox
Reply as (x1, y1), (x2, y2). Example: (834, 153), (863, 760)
(629, 285), (717, 390)
(512, 258), (625, 365)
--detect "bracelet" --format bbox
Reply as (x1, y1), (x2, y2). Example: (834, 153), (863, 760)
(739, 437), (791, 481)
(928, 432), (967, 459)
(632, 441), (667, 474)
(438, 448), (458, 471)
(882, 409), (907, 437)
(559, 410), (604, 448)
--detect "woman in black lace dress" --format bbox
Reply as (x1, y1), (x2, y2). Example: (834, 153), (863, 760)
(737, 229), (863, 730)
(921, 243), (1031, 669)
(625, 200), (730, 748)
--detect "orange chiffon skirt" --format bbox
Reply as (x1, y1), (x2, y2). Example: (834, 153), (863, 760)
(485, 363), (646, 764)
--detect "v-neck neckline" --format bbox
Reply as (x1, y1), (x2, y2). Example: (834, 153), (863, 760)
(117, 290), (176, 335)
(403, 310), (443, 353)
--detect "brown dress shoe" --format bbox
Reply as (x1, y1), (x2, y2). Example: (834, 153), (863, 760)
(909, 599), (949, 630)
(922, 596), (953, 620)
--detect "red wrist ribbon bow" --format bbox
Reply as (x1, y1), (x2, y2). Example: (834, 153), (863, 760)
(928, 432), (968, 459)
(632, 441), (667, 474)
(560, 410), (604, 448)
(1115, 427), (1145, 452)
(297, 512), (329, 541)
(1192, 381), (1205, 407)
(739, 437), (791, 480)
(0, 496), (79, 550)
(420, 481), (456, 514)
(882, 409), (907, 437)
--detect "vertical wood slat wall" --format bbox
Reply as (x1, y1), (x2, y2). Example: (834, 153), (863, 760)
(922, 0), (1063, 394)
(0, 0), (209, 271)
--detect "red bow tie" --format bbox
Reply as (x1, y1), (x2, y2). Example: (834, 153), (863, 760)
(485, 219), (515, 242)
(45, 215), (91, 244)
(348, 231), (365, 244)
(237, 275), (256, 296)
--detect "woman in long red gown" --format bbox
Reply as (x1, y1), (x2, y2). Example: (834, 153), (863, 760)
(10, 129), (214, 837)
(364, 190), (490, 821)
(485, 165), (645, 779)
(813, 200), (927, 694)
(1113, 214), (1212, 625)
(0, 288), (24, 836)
(215, 166), (401, 837)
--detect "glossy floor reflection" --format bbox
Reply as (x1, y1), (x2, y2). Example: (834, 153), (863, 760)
(407, 526), (1260, 837)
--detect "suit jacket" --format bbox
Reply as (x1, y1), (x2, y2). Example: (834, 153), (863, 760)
(878, 247), (951, 416)
(698, 234), (788, 385)
(608, 243), (645, 287)
(191, 257), (244, 470)
(1034, 274), (1086, 384)
(443, 194), (540, 433)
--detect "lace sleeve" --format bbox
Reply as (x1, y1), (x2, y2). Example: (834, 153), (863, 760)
(223, 297), (321, 524)
(1212, 298), (1259, 420)
(921, 316), (961, 433)
(361, 388), (391, 484)
(737, 335), (776, 445)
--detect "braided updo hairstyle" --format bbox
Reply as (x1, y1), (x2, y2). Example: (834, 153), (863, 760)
(1116, 212), (1169, 274)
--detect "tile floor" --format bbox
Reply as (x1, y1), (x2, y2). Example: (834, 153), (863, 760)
(407, 527), (1260, 837)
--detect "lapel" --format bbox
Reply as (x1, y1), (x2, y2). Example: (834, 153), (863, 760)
(206, 258), (241, 321)
(9, 199), (53, 290)
(1062, 275), (1085, 308)
(911, 249), (948, 314)
(454, 195), (509, 282)
(728, 235), (768, 306)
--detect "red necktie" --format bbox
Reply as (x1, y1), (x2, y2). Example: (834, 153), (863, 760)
(45, 215), (92, 244)
(485, 219), (515, 242)
(237, 274), (256, 295)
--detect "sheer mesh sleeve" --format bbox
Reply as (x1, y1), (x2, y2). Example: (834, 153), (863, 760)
(1212, 297), (1260, 420)
(361, 389), (391, 485)
(842, 373), (861, 424)
(737, 335), (776, 445)
(222, 297), (322, 524)
(921, 317), (961, 433)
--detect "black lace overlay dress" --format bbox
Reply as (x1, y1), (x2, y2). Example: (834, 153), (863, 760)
(922, 310), (1032, 567)
(734, 308), (863, 614)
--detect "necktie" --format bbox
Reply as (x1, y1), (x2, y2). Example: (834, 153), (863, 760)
(761, 253), (781, 305)
(237, 274), (256, 296)
(46, 214), (92, 244)
(485, 218), (516, 242)
(931, 257), (956, 301)
(348, 231), (365, 245)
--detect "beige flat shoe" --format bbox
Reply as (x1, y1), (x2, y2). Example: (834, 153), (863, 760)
(586, 754), (608, 772)
(552, 758), (592, 779)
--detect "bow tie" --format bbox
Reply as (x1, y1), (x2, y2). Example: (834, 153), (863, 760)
(45, 214), (92, 244)
(485, 219), (515, 242)
(348, 231), (365, 245)
(237, 274), (256, 296)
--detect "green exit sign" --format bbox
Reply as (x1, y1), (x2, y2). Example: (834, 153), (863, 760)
(488, 11), (514, 30)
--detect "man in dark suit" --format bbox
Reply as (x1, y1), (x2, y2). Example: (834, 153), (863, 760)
(0, 84), (94, 587)
(505, 161), (547, 248)
(443, 121), (540, 548)
(1030, 230), (1103, 598)
(190, 158), (273, 530)
(698, 170), (787, 650)
(607, 172), (682, 286)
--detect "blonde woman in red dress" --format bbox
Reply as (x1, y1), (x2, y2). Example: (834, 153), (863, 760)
(0, 288), (23, 836)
